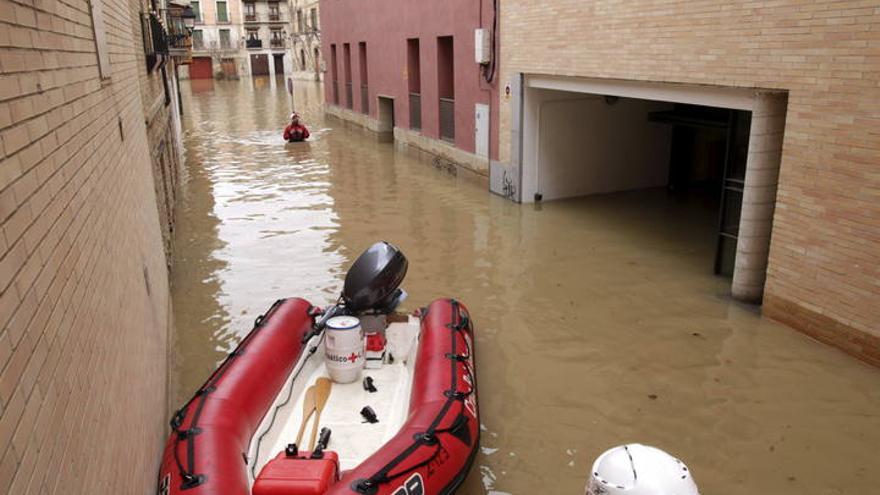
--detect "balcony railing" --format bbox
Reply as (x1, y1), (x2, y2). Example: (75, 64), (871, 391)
(246, 39), (262, 49)
(192, 40), (239, 52)
(361, 85), (369, 114)
(244, 14), (258, 22)
(409, 93), (421, 131)
(345, 82), (353, 110)
(269, 13), (280, 21)
(270, 39), (284, 48)
(439, 97), (455, 141)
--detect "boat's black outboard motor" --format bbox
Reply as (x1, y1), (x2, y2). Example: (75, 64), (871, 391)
(304, 242), (407, 342)
(342, 241), (408, 314)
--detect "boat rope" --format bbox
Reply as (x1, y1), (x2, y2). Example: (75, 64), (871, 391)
(249, 329), (326, 479)
(353, 299), (475, 494)
(169, 299), (287, 490)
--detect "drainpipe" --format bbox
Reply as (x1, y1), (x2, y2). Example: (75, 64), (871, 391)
(731, 92), (788, 303)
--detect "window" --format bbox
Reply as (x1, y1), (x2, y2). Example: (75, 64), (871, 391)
(216, 1), (228, 22)
(300, 49), (306, 70)
(192, 29), (203, 49)
(437, 36), (455, 141)
(359, 42), (368, 114)
(246, 29), (259, 41)
(297, 10), (303, 32)
(270, 29), (283, 47)
(244, 2), (256, 19)
(407, 39), (421, 130)
(310, 8), (317, 31)
(268, 2), (280, 20)
(219, 29), (230, 48)
(88, 0), (111, 79)
(191, 1), (201, 23)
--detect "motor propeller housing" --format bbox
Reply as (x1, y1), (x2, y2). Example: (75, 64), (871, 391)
(342, 241), (408, 314)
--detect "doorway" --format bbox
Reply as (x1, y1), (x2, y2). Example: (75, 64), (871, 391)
(377, 96), (395, 142)
(513, 75), (787, 302)
(273, 54), (285, 76)
(250, 54), (269, 76)
(190, 57), (213, 79)
(475, 103), (489, 158)
(220, 58), (237, 79)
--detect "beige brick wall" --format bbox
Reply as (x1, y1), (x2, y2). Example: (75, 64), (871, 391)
(0, 0), (171, 493)
(499, 1), (880, 357)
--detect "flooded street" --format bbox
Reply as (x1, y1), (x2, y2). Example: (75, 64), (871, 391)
(171, 79), (880, 494)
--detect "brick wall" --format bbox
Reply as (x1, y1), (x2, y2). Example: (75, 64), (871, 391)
(499, 1), (880, 362)
(0, 0), (171, 493)
(137, 0), (182, 260)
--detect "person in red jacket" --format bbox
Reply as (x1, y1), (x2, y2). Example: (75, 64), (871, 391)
(283, 112), (310, 142)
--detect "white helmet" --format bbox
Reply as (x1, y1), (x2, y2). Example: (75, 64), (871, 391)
(586, 444), (699, 495)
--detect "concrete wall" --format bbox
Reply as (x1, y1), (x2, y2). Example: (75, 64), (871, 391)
(0, 0), (172, 492)
(319, 0), (500, 166)
(498, 1), (880, 364)
(522, 89), (672, 201)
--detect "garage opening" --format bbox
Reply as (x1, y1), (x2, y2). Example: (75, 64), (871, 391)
(518, 76), (787, 301)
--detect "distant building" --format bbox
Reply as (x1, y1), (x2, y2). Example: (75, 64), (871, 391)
(288, 0), (323, 81)
(187, 0), (248, 79)
(241, 0), (293, 76)
(320, 0), (500, 176)
(493, 1), (880, 365)
(184, 0), (293, 78)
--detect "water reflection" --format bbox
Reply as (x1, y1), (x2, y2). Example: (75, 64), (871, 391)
(173, 79), (880, 495)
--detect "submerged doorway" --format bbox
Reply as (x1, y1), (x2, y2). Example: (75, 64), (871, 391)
(511, 75), (787, 302)
(273, 54), (285, 76)
(250, 54), (269, 76)
(377, 96), (395, 142)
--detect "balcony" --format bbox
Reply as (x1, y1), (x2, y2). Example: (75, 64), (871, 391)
(268, 13), (281, 21)
(246, 39), (262, 49)
(270, 38), (284, 49)
(193, 40), (239, 53)
(244, 14), (258, 22)
(409, 93), (421, 131)
(439, 97), (455, 141)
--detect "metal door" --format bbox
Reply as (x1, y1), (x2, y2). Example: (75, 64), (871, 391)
(475, 103), (489, 158)
(250, 54), (269, 76)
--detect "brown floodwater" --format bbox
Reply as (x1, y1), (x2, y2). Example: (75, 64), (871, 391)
(171, 78), (880, 494)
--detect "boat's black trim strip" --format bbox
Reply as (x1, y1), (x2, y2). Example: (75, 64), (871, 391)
(169, 299), (287, 490)
(353, 299), (476, 494)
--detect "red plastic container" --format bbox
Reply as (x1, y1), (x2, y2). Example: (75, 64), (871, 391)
(253, 451), (339, 495)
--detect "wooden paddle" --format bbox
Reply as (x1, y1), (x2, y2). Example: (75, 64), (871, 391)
(309, 378), (333, 450)
(295, 386), (317, 446)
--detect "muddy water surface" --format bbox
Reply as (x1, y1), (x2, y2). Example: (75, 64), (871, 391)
(172, 79), (880, 494)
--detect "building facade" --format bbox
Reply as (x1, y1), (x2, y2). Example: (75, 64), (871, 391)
(493, 1), (880, 365)
(182, 0), (295, 79)
(241, 0), (293, 76)
(0, 0), (191, 491)
(320, 0), (500, 176)
(288, 0), (322, 81)
(188, 0), (248, 79)
(141, 1), (190, 256)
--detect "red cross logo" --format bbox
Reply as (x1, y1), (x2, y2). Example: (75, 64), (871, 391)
(348, 352), (359, 362)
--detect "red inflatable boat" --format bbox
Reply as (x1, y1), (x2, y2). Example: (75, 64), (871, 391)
(159, 244), (478, 495)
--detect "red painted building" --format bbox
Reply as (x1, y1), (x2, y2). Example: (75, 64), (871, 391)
(320, 0), (500, 172)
